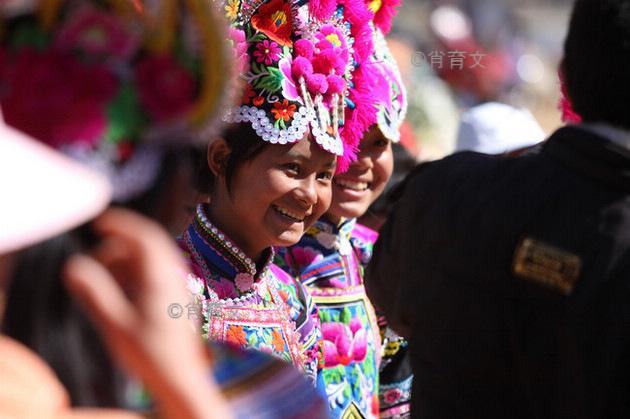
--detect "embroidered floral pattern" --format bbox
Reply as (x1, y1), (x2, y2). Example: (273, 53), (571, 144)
(221, 0), (365, 160)
(227, 325), (248, 346)
(250, 0), (294, 47)
(253, 40), (281, 65)
(225, 0), (240, 21)
(276, 218), (382, 418)
(272, 329), (286, 352)
(271, 99), (297, 124)
(235, 273), (255, 292)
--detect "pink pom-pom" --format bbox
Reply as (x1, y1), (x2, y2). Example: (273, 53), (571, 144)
(336, 141), (358, 173)
(313, 49), (345, 75)
(306, 73), (329, 94)
(326, 74), (345, 94)
(340, 0), (374, 63)
(315, 39), (334, 52)
(292, 56), (314, 80)
(373, 0), (402, 35)
(308, 0), (336, 21)
(295, 39), (315, 59)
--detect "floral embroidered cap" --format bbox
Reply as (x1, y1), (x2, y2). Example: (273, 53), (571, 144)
(0, 0), (232, 201)
(222, 0), (377, 170)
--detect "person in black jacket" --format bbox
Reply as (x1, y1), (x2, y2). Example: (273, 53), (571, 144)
(366, 1), (630, 418)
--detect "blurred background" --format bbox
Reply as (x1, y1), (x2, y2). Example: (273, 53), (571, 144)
(388, 0), (574, 160)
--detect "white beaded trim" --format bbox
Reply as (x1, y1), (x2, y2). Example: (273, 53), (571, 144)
(196, 205), (257, 274)
(223, 105), (344, 156)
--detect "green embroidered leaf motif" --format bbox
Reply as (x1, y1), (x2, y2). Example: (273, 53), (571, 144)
(273, 117), (287, 130)
(320, 310), (332, 323)
(362, 350), (375, 377)
(105, 84), (146, 144)
(253, 33), (267, 42)
(256, 67), (283, 92)
(247, 333), (259, 347)
(322, 369), (336, 384)
(283, 46), (291, 57)
(340, 307), (353, 324)
(11, 23), (50, 50)
(343, 383), (352, 399)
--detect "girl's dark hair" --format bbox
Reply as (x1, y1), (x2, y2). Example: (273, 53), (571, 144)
(2, 231), (127, 407)
(195, 123), (269, 195)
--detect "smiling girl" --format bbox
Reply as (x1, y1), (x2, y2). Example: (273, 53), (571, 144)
(179, 0), (378, 384)
(275, 4), (412, 416)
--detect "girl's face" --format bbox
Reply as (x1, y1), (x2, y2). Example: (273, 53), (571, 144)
(209, 135), (336, 260)
(327, 126), (394, 222)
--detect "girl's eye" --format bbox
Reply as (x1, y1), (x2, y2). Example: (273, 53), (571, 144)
(317, 171), (333, 181)
(283, 163), (300, 175)
(373, 138), (389, 148)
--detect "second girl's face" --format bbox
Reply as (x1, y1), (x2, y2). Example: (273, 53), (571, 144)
(327, 126), (394, 222)
(212, 135), (336, 259)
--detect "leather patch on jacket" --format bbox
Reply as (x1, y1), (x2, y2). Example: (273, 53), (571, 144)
(512, 238), (582, 295)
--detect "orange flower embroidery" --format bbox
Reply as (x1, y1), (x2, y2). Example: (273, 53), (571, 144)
(271, 99), (296, 122)
(250, 0), (294, 47)
(271, 329), (286, 353)
(226, 325), (247, 347)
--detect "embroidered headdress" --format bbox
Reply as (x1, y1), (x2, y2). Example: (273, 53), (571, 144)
(368, 0), (406, 142)
(0, 0), (232, 201)
(334, 0), (406, 148)
(221, 0), (377, 170)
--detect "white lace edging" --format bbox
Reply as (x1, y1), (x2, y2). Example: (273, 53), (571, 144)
(222, 105), (344, 155)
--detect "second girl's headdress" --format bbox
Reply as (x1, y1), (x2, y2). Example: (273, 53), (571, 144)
(336, 0), (406, 150)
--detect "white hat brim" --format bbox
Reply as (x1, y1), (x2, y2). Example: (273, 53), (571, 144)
(0, 117), (111, 253)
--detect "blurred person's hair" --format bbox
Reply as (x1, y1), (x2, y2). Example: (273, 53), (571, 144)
(563, 0), (630, 129)
(2, 146), (201, 408)
(2, 232), (126, 407)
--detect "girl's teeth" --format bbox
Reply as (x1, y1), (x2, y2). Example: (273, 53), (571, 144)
(274, 206), (304, 221)
(335, 179), (368, 191)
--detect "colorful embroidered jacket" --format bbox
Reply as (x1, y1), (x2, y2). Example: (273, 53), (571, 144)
(180, 204), (322, 383)
(276, 218), (382, 419)
(351, 223), (413, 419)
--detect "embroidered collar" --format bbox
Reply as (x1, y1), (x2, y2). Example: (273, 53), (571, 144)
(186, 204), (274, 293)
(302, 217), (357, 255)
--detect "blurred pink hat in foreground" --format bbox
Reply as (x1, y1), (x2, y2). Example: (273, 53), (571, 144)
(0, 111), (111, 254)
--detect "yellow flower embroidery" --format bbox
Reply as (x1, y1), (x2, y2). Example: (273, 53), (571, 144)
(225, 0), (240, 21)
